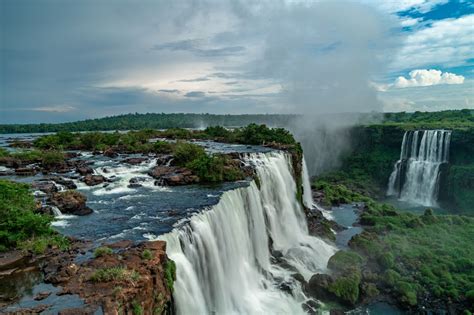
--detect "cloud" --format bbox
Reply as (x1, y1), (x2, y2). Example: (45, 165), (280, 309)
(30, 105), (76, 113)
(152, 39), (245, 57)
(392, 14), (474, 70)
(178, 77), (210, 82)
(158, 89), (180, 94)
(184, 91), (206, 98)
(394, 69), (465, 88)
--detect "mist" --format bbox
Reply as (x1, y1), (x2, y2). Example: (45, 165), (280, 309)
(230, 0), (399, 175)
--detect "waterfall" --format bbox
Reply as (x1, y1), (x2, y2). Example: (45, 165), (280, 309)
(160, 151), (336, 314)
(387, 130), (451, 206)
(302, 157), (314, 209)
(51, 206), (62, 216)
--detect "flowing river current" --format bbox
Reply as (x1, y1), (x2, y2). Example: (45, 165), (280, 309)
(0, 134), (336, 314)
(160, 152), (336, 314)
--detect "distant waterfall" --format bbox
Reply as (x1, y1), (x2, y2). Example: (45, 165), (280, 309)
(387, 130), (451, 206)
(160, 151), (336, 314)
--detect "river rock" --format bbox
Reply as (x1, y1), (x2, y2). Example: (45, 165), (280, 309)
(0, 156), (21, 168)
(76, 165), (93, 176)
(128, 177), (147, 188)
(123, 157), (147, 165)
(49, 176), (77, 189)
(31, 180), (58, 194)
(148, 166), (199, 185)
(103, 148), (118, 158)
(50, 191), (93, 215)
(15, 167), (37, 176)
(82, 174), (107, 186)
(306, 273), (334, 300)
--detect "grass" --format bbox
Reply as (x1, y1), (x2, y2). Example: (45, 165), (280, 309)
(90, 267), (140, 283)
(93, 246), (113, 258)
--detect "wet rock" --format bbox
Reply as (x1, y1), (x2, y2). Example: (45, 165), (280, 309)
(128, 177), (147, 188)
(35, 205), (55, 216)
(82, 174), (106, 186)
(306, 209), (343, 241)
(103, 148), (118, 158)
(15, 167), (37, 176)
(50, 191), (93, 216)
(149, 166), (199, 186)
(34, 291), (52, 301)
(0, 156), (21, 168)
(306, 273), (334, 300)
(31, 180), (58, 194)
(155, 154), (173, 166)
(49, 176), (77, 189)
(302, 299), (321, 314)
(123, 157), (147, 165)
(76, 165), (93, 176)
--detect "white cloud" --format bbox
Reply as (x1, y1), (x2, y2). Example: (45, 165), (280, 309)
(364, 0), (449, 14)
(392, 14), (474, 70)
(394, 69), (465, 88)
(31, 105), (77, 113)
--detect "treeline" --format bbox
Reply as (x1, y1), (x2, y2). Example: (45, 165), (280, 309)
(1, 109), (472, 134)
(0, 113), (296, 134)
(380, 109), (474, 129)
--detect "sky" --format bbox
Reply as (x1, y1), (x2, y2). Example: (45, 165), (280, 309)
(0, 0), (473, 123)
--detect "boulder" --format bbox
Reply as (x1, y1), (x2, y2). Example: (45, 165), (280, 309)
(31, 180), (58, 195)
(76, 165), (93, 176)
(0, 156), (21, 168)
(123, 157), (147, 165)
(306, 273), (334, 299)
(50, 191), (93, 216)
(128, 177), (147, 188)
(148, 166), (199, 186)
(49, 176), (77, 189)
(15, 167), (37, 176)
(82, 174), (107, 186)
(156, 155), (173, 166)
(103, 148), (118, 158)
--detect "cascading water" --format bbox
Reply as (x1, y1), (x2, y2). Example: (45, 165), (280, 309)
(160, 151), (336, 314)
(387, 130), (451, 206)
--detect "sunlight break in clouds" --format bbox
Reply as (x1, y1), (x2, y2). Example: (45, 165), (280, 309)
(394, 69), (465, 88)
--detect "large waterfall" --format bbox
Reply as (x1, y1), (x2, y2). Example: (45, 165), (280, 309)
(387, 130), (451, 206)
(160, 151), (336, 314)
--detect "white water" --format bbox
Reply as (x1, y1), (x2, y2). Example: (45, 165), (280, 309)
(160, 151), (336, 315)
(387, 130), (451, 206)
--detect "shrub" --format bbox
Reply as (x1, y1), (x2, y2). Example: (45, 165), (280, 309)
(94, 246), (113, 258)
(173, 142), (206, 166)
(0, 180), (56, 251)
(41, 151), (65, 168)
(328, 250), (365, 274)
(90, 267), (140, 283)
(142, 249), (153, 260)
(328, 272), (361, 305)
(164, 259), (176, 291)
(153, 141), (173, 154)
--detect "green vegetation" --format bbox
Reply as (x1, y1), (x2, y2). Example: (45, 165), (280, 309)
(164, 259), (176, 291)
(93, 246), (113, 258)
(317, 179), (473, 310)
(90, 267), (140, 283)
(0, 113), (295, 134)
(380, 109), (474, 130)
(0, 148), (65, 169)
(132, 300), (143, 315)
(0, 180), (68, 252)
(31, 123), (296, 152)
(141, 249), (152, 260)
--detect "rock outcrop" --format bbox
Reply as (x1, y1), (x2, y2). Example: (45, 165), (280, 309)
(82, 174), (107, 186)
(50, 191), (93, 216)
(149, 166), (199, 186)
